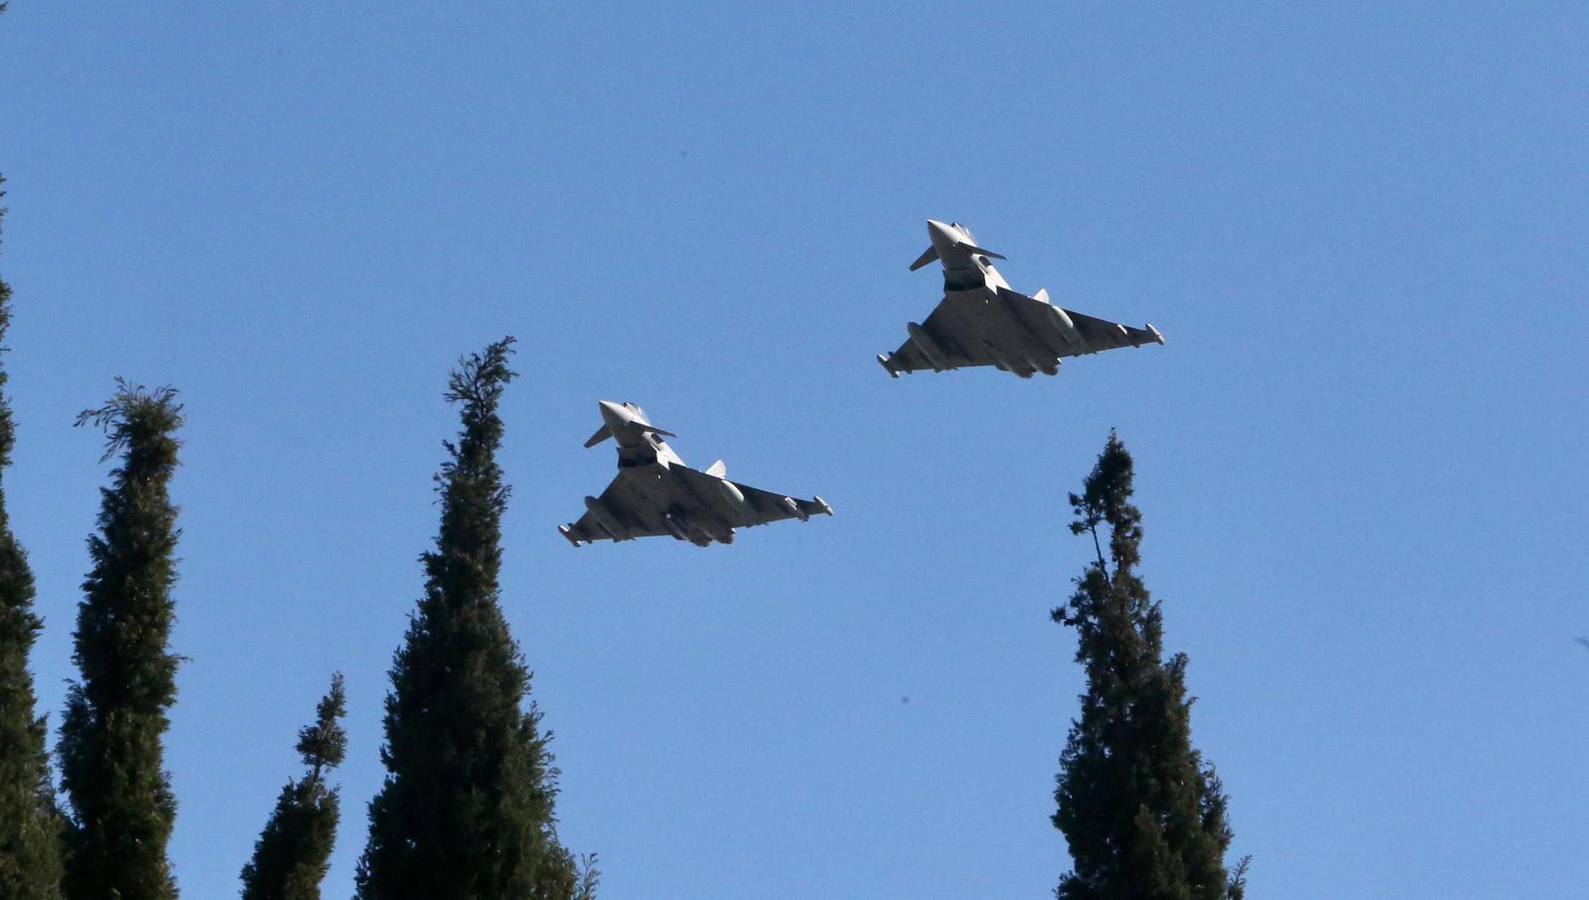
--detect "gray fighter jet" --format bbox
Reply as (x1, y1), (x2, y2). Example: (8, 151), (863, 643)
(877, 219), (1164, 378)
(559, 401), (833, 547)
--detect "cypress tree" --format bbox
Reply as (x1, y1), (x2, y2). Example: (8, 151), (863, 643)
(58, 381), (184, 900)
(356, 338), (579, 899)
(240, 673), (348, 900)
(0, 173), (65, 899)
(1052, 433), (1247, 900)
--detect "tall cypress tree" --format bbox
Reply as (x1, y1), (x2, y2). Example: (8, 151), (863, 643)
(241, 673), (348, 900)
(58, 382), (184, 900)
(0, 174), (64, 899)
(356, 338), (578, 899)
(1052, 433), (1246, 900)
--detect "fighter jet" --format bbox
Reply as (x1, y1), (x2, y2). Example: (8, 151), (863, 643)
(877, 219), (1164, 378)
(559, 401), (833, 547)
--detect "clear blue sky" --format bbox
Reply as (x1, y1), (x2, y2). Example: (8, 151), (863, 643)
(3, 3), (1586, 897)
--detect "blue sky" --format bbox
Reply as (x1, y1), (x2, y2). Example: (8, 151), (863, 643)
(3, 3), (1587, 897)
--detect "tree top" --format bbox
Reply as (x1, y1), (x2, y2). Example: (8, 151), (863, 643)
(75, 379), (184, 463)
(296, 672), (348, 774)
(445, 336), (517, 410)
(1067, 430), (1143, 575)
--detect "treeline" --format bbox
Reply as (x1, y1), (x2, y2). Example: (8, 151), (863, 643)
(0, 170), (593, 899)
(0, 168), (1241, 897)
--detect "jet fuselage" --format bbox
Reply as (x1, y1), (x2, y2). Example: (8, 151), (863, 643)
(596, 400), (686, 469)
(927, 219), (1011, 293)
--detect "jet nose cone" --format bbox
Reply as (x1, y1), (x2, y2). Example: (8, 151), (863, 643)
(598, 400), (628, 424)
(927, 218), (959, 248)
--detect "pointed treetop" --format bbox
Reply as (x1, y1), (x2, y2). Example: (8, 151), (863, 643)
(1066, 429), (1142, 576)
(356, 336), (579, 898)
(435, 337), (516, 497)
(445, 336), (517, 407)
(296, 673), (348, 777)
(445, 335), (517, 447)
(240, 673), (349, 900)
(1052, 431), (1242, 898)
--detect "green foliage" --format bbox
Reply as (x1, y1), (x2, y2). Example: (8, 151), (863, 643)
(58, 381), (185, 900)
(241, 674), (348, 900)
(0, 173), (64, 899)
(574, 853), (599, 900)
(356, 338), (580, 899)
(296, 672), (348, 779)
(1052, 433), (1242, 900)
